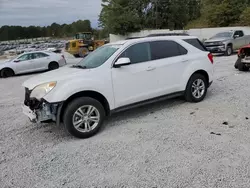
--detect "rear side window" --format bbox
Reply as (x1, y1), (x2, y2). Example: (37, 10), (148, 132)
(33, 52), (49, 59)
(150, 41), (187, 60)
(184, 39), (207, 51)
(120, 42), (151, 64)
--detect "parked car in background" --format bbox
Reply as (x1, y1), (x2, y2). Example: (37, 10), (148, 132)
(234, 44), (250, 71)
(22, 36), (214, 138)
(204, 30), (250, 56)
(0, 51), (66, 78)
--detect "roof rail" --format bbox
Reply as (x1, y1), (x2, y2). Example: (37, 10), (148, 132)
(125, 37), (143, 40)
(146, 33), (189, 37)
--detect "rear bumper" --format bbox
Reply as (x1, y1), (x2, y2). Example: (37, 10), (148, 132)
(59, 59), (67, 66)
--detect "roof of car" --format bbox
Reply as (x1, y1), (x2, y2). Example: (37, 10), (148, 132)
(109, 35), (198, 46)
(22, 50), (51, 54)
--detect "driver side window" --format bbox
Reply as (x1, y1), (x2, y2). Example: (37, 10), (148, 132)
(234, 31), (244, 38)
(119, 42), (151, 64)
(18, 54), (33, 61)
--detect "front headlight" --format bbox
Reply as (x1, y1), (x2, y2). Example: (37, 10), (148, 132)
(30, 81), (56, 100)
(217, 41), (224, 46)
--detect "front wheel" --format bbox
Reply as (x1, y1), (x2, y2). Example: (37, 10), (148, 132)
(79, 47), (89, 57)
(225, 45), (233, 56)
(1, 68), (14, 78)
(63, 97), (105, 138)
(185, 74), (208, 103)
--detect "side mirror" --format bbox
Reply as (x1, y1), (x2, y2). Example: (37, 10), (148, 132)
(234, 35), (240, 39)
(114, 57), (131, 68)
(14, 59), (20, 63)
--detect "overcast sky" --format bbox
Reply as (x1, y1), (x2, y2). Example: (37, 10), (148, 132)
(0, 0), (102, 27)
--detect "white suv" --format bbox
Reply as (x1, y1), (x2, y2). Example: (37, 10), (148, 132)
(22, 36), (214, 138)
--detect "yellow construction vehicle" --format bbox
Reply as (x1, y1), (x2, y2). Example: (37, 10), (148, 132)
(65, 32), (107, 57)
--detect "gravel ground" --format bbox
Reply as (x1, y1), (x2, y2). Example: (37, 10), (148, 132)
(1, 54), (250, 188)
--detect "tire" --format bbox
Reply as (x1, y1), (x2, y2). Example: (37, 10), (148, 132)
(238, 62), (249, 71)
(225, 45), (233, 56)
(48, 62), (59, 70)
(79, 47), (89, 57)
(0, 68), (14, 78)
(185, 73), (208, 103)
(234, 58), (241, 69)
(63, 97), (105, 138)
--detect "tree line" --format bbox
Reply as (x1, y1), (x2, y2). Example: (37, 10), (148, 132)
(0, 20), (108, 41)
(2, 0), (250, 41)
(99, 0), (250, 35)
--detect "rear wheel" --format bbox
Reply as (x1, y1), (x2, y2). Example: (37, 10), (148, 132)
(185, 74), (208, 103)
(79, 47), (89, 57)
(0, 68), (14, 78)
(238, 62), (249, 71)
(234, 58), (241, 69)
(63, 97), (105, 138)
(48, 62), (59, 70)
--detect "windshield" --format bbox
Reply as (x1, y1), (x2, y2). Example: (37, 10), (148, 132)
(75, 33), (92, 40)
(212, 32), (233, 38)
(76, 44), (121, 69)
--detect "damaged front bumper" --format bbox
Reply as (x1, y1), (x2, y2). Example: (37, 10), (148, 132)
(22, 88), (63, 124)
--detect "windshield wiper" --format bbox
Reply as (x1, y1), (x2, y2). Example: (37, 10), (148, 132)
(72, 65), (87, 69)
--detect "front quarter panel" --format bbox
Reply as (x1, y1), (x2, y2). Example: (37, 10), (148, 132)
(0, 62), (16, 73)
(43, 77), (115, 110)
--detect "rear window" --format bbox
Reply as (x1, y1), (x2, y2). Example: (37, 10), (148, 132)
(184, 39), (207, 51)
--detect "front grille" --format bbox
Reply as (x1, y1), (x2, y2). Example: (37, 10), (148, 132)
(204, 42), (223, 48)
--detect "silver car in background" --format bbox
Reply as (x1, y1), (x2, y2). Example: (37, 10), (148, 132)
(204, 30), (250, 56)
(0, 51), (66, 78)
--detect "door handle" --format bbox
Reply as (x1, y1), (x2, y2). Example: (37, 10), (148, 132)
(146, 66), (156, 71)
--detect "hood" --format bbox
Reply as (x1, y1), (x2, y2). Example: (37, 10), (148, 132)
(22, 66), (92, 89)
(205, 37), (231, 43)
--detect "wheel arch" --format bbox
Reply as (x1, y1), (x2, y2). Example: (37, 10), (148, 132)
(60, 90), (111, 122)
(227, 43), (233, 48)
(49, 61), (59, 65)
(188, 70), (209, 86)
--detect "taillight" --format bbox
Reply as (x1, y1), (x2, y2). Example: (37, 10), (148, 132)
(208, 53), (213, 64)
(62, 55), (65, 59)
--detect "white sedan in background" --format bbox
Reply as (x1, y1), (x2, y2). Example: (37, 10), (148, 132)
(0, 51), (66, 78)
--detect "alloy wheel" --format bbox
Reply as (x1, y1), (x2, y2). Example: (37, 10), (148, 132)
(191, 79), (205, 99)
(72, 105), (100, 133)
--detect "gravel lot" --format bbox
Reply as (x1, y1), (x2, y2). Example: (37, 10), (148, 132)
(1, 54), (250, 188)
